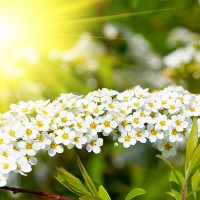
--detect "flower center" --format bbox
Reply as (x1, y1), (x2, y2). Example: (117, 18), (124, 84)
(160, 121), (166, 126)
(175, 120), (181, 126)
(136, 131), (142, 138)
(26, 129), (32, 136)
(125, 135), (131, 142)
(133, 118), (139, 124)
(26, 143), (33, 150)
(150, 129), (157, 136)
(104, 121), (110, 127)
(90, 122), (97, 129)
(62, 133), (69, 140)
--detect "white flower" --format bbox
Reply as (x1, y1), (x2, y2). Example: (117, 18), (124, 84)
(117, 90), (134, 101)
(0, 173), (8, 187)
(168, 128), (184, 143)
(118, 132), (136, 148)
(1, 84), (200, 186)
(23, 122), (39, 140)
(158, 140), (177, 158)
(133, 128), (149, 143)
(127, 112), (145, 129)
(15, 156), (32, 176)
(86, 135), (103, 153)
(55, 127), (75, 146)
(165, 99), (182, 114)
(130, 98), (144, 110)
(55, 111), (73, 127)
(71, 133), (87, 149)
(155, 115), (170, 131)
(47, 136), (64, 157)
(105, 101), (120, 113)
(134, 85), (149, 99)
(145, 97), (160, 112)
(101, 114), (118, 136)
(35, 131), (51, 149)
(18, 139), (40, 156)
(0, 157), (17, 174)
(4, 123), (24, 141)
(171, 115), (189, 132)
(73, 117), (87, 133)
(147, 124), (164, 142)
(85, 115), (102, 136)
(31, 115), (50, 131)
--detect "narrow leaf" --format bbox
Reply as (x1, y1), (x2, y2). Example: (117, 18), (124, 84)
(125, 188), (146, 200)
(188, 145), (200, 178)
(170, 172), (182, 200)
(77, 156), (98, 196)
(156, 155), (183, 187)
(186, 118), (198, 166)
(54, 168), (90, 196)
(191, 169), (200, 200)
(79, 195), (102, 200)
(98, 185), (111, 200)
(166, 191), (175, 197)
(186, 187), (200, 198)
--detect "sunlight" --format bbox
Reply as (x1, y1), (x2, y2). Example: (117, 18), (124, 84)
(0, 20), (16, 42)
(0, 0), (95, 112)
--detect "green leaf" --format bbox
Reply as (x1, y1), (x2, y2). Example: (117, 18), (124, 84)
(98, 185), (111, 200)
(169, 172), (182, 200)
(156, 155), (183, 187)
(77, 156), (98, 196)
(125, 188), (146, 200)
(187, 145), (200, 178)
(186, 187), (200, 198)
(191, 169), (200, 200)
(54, 168), (90, 196)
(166, 191), (175, 198)
(79, 195), (102, 200)
(186, 118), (198, 166)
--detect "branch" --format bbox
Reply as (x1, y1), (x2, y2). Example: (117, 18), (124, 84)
(181, 179), (187, 200)
(0, 186), (71, 200)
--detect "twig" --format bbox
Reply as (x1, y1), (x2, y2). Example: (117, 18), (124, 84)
(0, 186), (70, 200)
(181, 179), (187, 200)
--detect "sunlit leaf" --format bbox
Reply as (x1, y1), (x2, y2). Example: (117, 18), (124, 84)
(54, 168), (90, 196)
(156, 155), (183, 187)
(166, 191), (175, 197)
(170, 172), (182, 200)
(191, 169), (200, 199)
(97, 185), (111, 200)
(79, 195), (102, 200)
(125, 188), (146, 200)
(77, 156), (98, 196)
(186, 118), (198, 166)
(187, 144), (200, 179)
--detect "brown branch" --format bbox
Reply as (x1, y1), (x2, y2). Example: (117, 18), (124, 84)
(0, 186), (70, 200)
(181, 179), (187, 200)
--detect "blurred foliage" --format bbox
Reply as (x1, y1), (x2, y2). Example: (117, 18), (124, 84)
(1, 0), (200, 200)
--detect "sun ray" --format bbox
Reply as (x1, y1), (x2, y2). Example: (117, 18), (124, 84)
(55, 6), (185, 25)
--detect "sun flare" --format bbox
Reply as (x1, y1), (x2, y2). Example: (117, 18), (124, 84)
(0, 0), (99, 112)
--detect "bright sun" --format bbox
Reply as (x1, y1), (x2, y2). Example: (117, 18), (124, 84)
(0, 20), (14, 41)
(0, 0), (96, 51)
(0, 0), (99, 112)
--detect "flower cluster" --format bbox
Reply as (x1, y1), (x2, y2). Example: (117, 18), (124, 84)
(163, 46), (200, 69)
(0, 85), (199, 186)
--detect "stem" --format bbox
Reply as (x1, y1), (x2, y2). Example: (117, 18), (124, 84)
(182, 179), (187, 200)
(0, 186), (70, 200)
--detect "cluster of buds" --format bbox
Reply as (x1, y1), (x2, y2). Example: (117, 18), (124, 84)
(0, 85), (200, 186)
